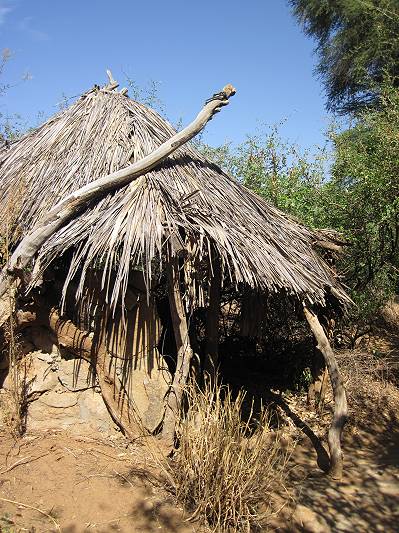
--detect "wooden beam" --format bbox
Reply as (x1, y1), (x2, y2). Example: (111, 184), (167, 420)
(303, 306), (348, 480)
(203, 257), (221, 380)
(0, 84), (237, 314)
(162, 257), (194, 444)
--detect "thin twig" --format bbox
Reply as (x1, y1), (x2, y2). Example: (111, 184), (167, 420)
(113, 469), (134, 488)
(1, 456), (28, 474)
(0, 452), (50, 475)
(0, 497), (61, 531)
(0, 451), (51, 475)
(87, 448), (127, 461)
(62, 446), (79, 459)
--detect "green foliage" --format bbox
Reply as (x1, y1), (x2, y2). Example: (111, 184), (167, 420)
(326, 84), (399, 314)
(124, 73), (164, 114)
(233, 127), (331, 229)
(199, 125), (331, 229)
(289, 0), (399, 113)
(200, 85), (399, 321)
(0, 513), (16, 533)
(0, 113), (27, 142)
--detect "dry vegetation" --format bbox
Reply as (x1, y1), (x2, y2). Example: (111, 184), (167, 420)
(163, 379), (293, 532)
(337, 340), (399, 437)
(0, 80), (398, 531)
(0, 320), (30, 437)
(0, 317), (398, 531)
(0, 180), (28, 438)
(0, 86), (350, 315)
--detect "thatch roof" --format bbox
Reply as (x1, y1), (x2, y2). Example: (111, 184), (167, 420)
(0, 85), (350, 309)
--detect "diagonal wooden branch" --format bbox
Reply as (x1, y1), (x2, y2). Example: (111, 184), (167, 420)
(303, 306), (348, 480)
(0, 84), (236, 314)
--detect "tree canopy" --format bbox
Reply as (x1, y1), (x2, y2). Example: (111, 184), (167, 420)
(289, 0), (399, 113)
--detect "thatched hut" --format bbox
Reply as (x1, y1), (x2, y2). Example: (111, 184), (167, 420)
(0, 78), (349, 478)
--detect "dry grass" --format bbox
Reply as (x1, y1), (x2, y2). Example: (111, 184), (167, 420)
(338, 347), (397, 390)
(164, 380), (292, 532)
(0, 180), (29, 437)
(380, 296), (399, 331)
(0, 85), (350, 313)
(337, 346), (398, 433)
(0, 319), (30, 437)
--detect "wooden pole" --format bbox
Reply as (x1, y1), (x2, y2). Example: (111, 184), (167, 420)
(203, 257), (221, 380)
(303, 306), (348, 480)
(162, 256), (194, 444)
(307, 346), (325, 407)
(0, 84), (237, 312)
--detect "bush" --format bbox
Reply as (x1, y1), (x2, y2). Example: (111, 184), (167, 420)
(165, 380), (292, 532)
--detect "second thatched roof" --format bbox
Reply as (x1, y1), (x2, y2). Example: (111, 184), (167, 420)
(0, 85), (349, 309)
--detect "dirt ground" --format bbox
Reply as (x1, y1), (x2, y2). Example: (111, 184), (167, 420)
(281, 381), (399, 532)
(279, 328), (399, 532)
(0, 430), (200, 533)
(0, 333), (399, 532)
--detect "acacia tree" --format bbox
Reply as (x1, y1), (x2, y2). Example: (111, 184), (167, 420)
(326, 85), (399, 315)
(289, 0), (399, 113)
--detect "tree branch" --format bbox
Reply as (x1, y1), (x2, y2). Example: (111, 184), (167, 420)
(303, 306), (348, 480)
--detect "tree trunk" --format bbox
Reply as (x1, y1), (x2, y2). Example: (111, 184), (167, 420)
(303, 306), (348, 480)
(162, 257), (194, 444)
(0, 85), (236, 315)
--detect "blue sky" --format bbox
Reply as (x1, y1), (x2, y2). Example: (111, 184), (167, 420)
(0, 0), (332, 152)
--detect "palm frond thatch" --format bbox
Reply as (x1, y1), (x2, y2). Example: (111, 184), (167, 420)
(0, 86), (350, 308)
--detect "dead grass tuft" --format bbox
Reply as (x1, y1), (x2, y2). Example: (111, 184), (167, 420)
(164, 379), (292, 532)
(0, 178), (30, 437)
(380, 296), (399, 331)
(337, 347), (398, 432)
(0, 319), (30, 437)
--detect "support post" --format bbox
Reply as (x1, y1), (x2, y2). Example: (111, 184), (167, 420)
(162, 257), (194, 444)
(203, 258), (221, 380)
(307, 346), (325, 407)
(303, 306), (348, 480)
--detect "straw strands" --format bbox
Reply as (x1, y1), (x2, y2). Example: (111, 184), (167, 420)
(0, 86), (350, 310)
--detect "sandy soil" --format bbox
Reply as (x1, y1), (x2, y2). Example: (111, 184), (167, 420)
(0, 335), (398, 532)
(0, 431), (198, 533)
(281, 382), (399, 532)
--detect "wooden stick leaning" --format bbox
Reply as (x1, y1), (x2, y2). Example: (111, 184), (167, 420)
(303, 306), (348, 480)
(0, 84), (237, 320)
(161, 256), (194, 445)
